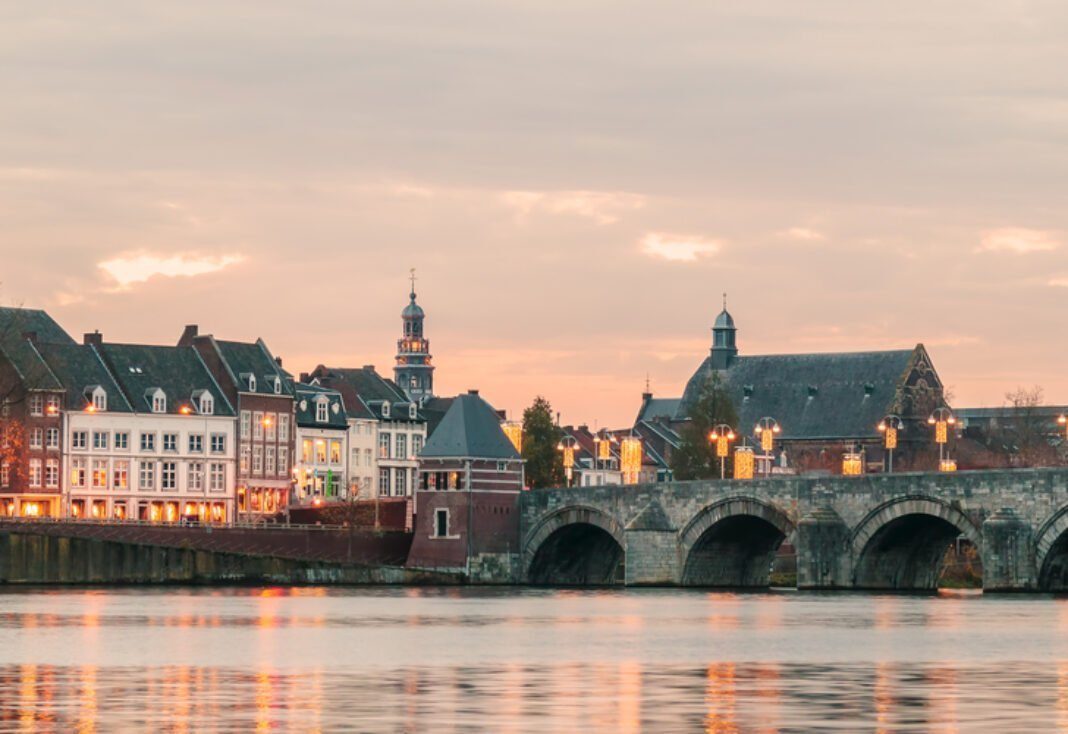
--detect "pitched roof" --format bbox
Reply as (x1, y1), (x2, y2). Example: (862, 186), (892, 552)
(637, 397), (682, 423)
(0, 307), (73, 391)
(214, 339), (292, 396)
(679, 347), (919, 440)
(34, 342), (133, 412)
(421, 396), (456, 437)
(293, 383), (349, 429)
(312, 366), (408, 404)
(97, 343), (235, 416)
(419, 392), (520, 459)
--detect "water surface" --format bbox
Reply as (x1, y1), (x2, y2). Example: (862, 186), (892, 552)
(1, 586), (1066, 732)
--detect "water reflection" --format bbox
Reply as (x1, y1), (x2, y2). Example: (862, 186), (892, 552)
(0, 588), (1067, 731)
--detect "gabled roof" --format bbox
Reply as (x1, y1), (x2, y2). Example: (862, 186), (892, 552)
(309, 365), (421, 422)
(96, 343), (235, 416)
(214, 339), (293, 396)
(421, 396), (456, 437)
(293, 383), (349, 429)
(419, 392), (520, 460)
(679, 347), (919, 440)
(637, 396), (682, 423)
(34, 342), (133, 413)
(0, 307), (73, 391)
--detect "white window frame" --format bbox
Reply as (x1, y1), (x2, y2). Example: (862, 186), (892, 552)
(188, 461), (204, 491)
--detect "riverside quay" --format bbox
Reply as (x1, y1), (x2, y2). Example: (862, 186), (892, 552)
(3, 467), (1068, 592)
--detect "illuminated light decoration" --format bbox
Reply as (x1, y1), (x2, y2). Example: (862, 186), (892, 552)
(842, 450), (864, 476)
(620, 436), (642, 485)
(934, 421), (948, 445)
(179, 405), (192, 415)
(760, 428), (774, 453)
(733, 446), (755, 480)
(940, 459), (958, 473)
(883, 426), (898, 450)
(709, 424), (736, 480)
(597, 437), (611, 461)
(502, 421), (523, 453)
(85, 404), (96, 413)
(46, 405), (58, 415)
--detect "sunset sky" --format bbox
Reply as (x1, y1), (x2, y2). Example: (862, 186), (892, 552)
(2, 2), (1067, 426)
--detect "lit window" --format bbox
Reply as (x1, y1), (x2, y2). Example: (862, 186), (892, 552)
(378, 432), (391, 459)
(315, 440), (326, 463)
(113, 461), (128, 489)
(70, 458), (87, 488)
(92, 460), (108, 489)
(329, 441), (341, 464)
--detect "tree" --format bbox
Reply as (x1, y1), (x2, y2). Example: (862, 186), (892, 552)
(521, 396), (565, 489)
(670, 371), (739, 480)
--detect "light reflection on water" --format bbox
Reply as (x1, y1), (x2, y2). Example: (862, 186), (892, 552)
(0, 587), (1067, 732)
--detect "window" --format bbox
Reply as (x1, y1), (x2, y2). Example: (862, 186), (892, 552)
(278, 447), (288, 476)
(395, 468), (407, 496)
(210, 434), (226, 454)
(434, 508), (449, 538)
(378, 468), (390, 495)
(115, 432), (129, 450)
(253, 412), (264, 440)
(240, 445), (250, 474)
(70, 458), (87, 488)
(138, 462), (155, 491)
(113, 460), (128, 489)
(497, 461), (508, 472)
(409, 403), (418, 420)
(265, 446), (276, 476)
(161, 461), (176, 490)
(29, 428), (43, 449)
(72, 430), (88, 450)
(265, 414), (277, 440)
(140, 432), (156, 452)
(92, 431), (108, 451)
(378, 432), (391, 459)
(329, 440), (341, 465)
(93, 390), (107, 412)
(162, 433), (178, 452)
(252, 446), (263, 474)
(189, 434), (204, 453)
(92, 460), (108, 489)
(412, 435), (423, 456)
(273, 376), (281, 394)
(188, 462), (203, 491)
(46, 428), (59, 450)
(395, 434), (407, 460)
(29, 395), (43, 417)
(199, 395), (214, 415)
(381, 402), (391, 419)
(302, 439), (312, 463)
(0, 460), (8, 487)
(364, 448), (372, 467)
(278, 414), (289, 441)
(316, 399), (328, 423)
(209, 463), (225, 492)
(46, 395), (60, 415)
(248, 374), (257, 392)
(315, 440), (326, 463)
(240, 411), (251, 439)
(45, 459), (59, 488)
(152, 392), (166, 413)
(29, 459), (42, 488)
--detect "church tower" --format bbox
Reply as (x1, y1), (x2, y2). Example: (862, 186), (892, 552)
(710, 294), (738, 371)
(395, 269), (435, 403)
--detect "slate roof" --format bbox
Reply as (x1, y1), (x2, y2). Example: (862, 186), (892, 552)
(679, 348), (918, 440)
(309, 366), (421, 422)
(637, 397), (682, 423)
(214, 339), (293, 396)
(0, 307), (73, 391)
(419, 392), (520, 460)
(97, 343), (235, 416)
(34, 342), (133, 412)
(293, 383), (349, 429)
(421, 396), (456, 438)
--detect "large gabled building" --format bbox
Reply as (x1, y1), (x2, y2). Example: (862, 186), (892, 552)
(291, 382), (349, 504)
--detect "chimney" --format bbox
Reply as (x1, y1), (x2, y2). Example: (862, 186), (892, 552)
(21, 331), (37, 345)
(363, 365), (375, 371)
(468, 389), (479, 396)
(83, 331), (103, 347)
(275, 356), (283, 367)
(299, 372), (310, 383)
(178, 324), (199, 346)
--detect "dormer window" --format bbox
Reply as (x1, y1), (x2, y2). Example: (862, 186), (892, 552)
(248, 374), (257, 392)
(272, 376), (281, 394)
(381, 402), (391, 419)
(409, 404), (417, 420)
(200, 395), (214, 415)
(864, 383), (875, 397)
(86, 386), (107, 412)
(315, 397), (329, 423)
(147, 388), (166, 414)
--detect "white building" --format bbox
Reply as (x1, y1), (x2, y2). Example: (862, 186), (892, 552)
(292, 383), (349, 503)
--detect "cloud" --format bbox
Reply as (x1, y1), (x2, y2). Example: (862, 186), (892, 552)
(1049, 277), (1068, 288)
(98, 252), (245, 290)
(977, 228), (1060, 254)
(780, 227), (825, 241)
(639, 232), (722, 262)
(501, 190), (646, 225)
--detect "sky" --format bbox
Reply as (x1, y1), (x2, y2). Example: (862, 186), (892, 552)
(1, 1), (1067, 427)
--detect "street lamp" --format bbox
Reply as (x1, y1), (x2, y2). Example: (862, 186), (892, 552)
(1059, 414), (1067, 440)
(877, 415), (905, 474)
(842, 444), (864, 476)
(753, 417), (781, 478)
(709, 424), (736, 480)
(557, 436), (580, 487)
(592, 431), (616, 482)
(928, 407), (956, 468)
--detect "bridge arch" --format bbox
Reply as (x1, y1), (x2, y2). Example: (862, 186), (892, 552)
(1034, 506), (1068, 591)
(851, 496), (982, 590)
(523, 505), (626, 586)
(678, 497), (795, 587)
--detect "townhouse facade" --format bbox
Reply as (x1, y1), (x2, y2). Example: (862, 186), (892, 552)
(292, 383), (349, 504)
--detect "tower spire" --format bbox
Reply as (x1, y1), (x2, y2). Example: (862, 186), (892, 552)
(409, 267), (417, 299)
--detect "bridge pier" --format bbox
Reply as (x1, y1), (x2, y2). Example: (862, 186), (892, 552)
(795, 503), (852, 590)
(624, 500), (679, 586)
(982, 508), (1037, 592)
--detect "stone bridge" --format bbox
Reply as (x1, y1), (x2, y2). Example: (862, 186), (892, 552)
(517, 468), (1068, 592)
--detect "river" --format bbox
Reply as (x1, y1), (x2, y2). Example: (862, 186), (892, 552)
(1, 586), (1067, 732)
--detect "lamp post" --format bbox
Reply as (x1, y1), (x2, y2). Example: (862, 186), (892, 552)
(753, 417), (781, 478)
(928, 407), (956, 469)
(709, 424), (736, 480)
(1059, 414), (1067, 440)
(592, 431), (615, 484)
(557, 436), (580, 487)
(877, 415), (905, 474)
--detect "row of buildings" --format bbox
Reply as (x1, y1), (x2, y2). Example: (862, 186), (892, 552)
(0, 280), (437, 522)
